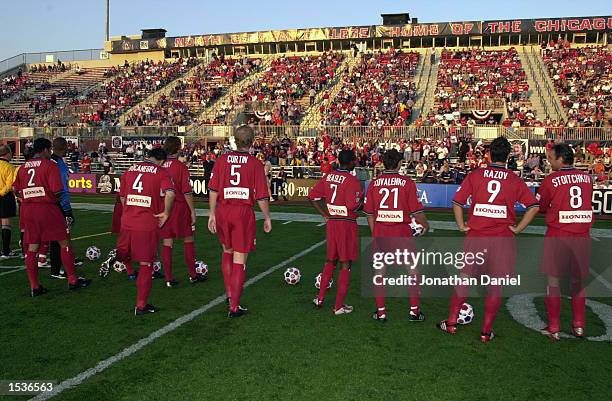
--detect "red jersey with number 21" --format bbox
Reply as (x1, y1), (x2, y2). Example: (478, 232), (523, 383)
(208, 151), (269, 207)
(452, 164), (538, 235)
(120, 161), (175, 231)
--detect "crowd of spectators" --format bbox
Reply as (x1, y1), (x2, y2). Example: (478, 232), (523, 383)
(321, 49), (419, 127)
(542, 39), (611, 128)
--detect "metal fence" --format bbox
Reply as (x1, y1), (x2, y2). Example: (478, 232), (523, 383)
(0, 49), (104, 75)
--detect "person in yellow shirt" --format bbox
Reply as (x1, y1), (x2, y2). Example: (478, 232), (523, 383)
(0, 145), (18, 259)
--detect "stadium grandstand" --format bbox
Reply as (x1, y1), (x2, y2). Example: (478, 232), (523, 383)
(0, 13), (610, 193)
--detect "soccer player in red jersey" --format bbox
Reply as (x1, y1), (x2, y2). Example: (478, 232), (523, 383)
(538, 143), (593, 340)
(437, 137), (540, 342)
(207, 125), (272, 318)
(364, 149), (429, 322)
(116, 148), (176, 315)
(308, 149), (364, 315)
(160, 136), (205, 287)
(13, 138), (91, 296)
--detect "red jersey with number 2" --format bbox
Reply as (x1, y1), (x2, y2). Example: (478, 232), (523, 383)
(208, 151), (269, 207)
(119, 161), (175, 231)
(452, 164), (538, 235)
(14, 158), (63, 204)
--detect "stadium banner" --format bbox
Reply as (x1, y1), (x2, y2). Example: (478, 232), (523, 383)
(528, 139), (612, 156)
(484, 16), (612, 34)
(593, 189), (612, 215)
(67, 173), (97, 194)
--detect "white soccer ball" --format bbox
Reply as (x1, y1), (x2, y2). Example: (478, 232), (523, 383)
(153, 261), (162, 272)
(113, 261), (126, 273)
(409, 217), (424, 237)
(457, 302), (474, 325)
(284, 267), (301, 285)
(195, 261), (208, 276)
(85, 246), (101, 261)
(314, 272), (333, 289)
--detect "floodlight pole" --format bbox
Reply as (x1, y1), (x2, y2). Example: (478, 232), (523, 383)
(105, 0), (110, 42)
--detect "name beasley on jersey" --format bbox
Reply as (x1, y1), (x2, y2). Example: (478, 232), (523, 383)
(551, 174), (591, 187)
(325, 173), (347, 184)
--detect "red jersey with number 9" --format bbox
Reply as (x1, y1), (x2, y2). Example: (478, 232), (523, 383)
(452, 164), (539, 235)
(14, 157), (63, 204)
(538, 167), (593, 235)
(119, 161), (175, 231)
(208, 151), (269, 207)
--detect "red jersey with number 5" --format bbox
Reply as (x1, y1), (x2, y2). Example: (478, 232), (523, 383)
(452, 164), (539, 235)
(538, 167), (593, 235)
(308, 169), (363, 221)
(119, 161), (175, 231)
(363, 171), (423, 224)
(208, 151), (269, 207)
(14, 157), (63, 204)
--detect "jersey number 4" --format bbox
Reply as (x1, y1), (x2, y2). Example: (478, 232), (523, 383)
(132, 173), (144, 193)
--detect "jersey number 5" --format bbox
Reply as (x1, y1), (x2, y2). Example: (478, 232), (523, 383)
(230, 165), (241, 186)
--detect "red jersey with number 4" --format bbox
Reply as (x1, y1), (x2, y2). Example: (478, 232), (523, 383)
(119, 161), (175, 231)
(208, 151), (269, 207)
(538, 167), (593, 235)
(14, 157), (63, 204)
(452, 164), (538, 235)
(308, 169), (363, 221)
(163, 157), (192, 203)
(364, 171), (424, 224)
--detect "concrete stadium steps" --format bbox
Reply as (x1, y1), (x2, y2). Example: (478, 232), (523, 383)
(413, 49), (439, 121)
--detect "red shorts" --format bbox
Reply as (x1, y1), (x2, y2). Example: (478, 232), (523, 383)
(541, 229), (590, 278)
(160, 202), (194, 239)
(116, 229), (160, 263)
(216, 205), (256, 253)
(372, 223), (412, 238)
(22, 203), (69, 245)
(460, 234), (516, 279)
(326, 219), (359, 262)
(111, 202), (123, 234)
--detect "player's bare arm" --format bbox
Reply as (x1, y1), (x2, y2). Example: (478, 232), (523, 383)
(185, 193), (196, 226)
(452, 203), (470, 232)
(155, 190), (176, 228)
(414, 212), (429, 235)
(208, 190), (218, 234)
(309, 198), (330, 221)
(509, 205), (539, 234)
(257, 198), (272, 233)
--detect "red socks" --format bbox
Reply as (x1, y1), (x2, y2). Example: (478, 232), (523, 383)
(38, 242), (49, 259)
(60, 246), (78, 285)
(161, 245), (173, 281)
(229, 263), (245, 312)
(184, 242), (197, 278)
(136, 264), (153, 309)
(571, 281), (586, 329)
(25, 251), (40, 289)
(334, 268), (351, 311)
(317, 262), (336, 302)
(221, 252), (233, 299)
(448, 285), (468, 325)
(545, 286), (562, 333)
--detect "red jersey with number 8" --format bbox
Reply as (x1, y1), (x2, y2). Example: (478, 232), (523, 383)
(208, 151), (269, 207)
(538, 167), (593, 235)
(119, 161), (175, 231)
(452, 164), (539, 235)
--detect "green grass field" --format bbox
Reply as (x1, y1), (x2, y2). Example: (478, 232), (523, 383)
(1, 197), (611, 401)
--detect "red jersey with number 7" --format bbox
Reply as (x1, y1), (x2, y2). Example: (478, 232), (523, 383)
(538, 167), (593, 235)
(119, 161), (175, 231)
(308, 169), (363, 221)
(452, 164), (539, 235)
(208, 151), (269, 207)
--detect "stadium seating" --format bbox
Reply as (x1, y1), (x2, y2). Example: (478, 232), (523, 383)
(321, 50), (419, 127)
(541, 41), (611, 127)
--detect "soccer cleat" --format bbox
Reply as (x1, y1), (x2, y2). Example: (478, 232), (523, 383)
(50, 271), (67, 280)
(0, 251), (19, 259)
(31, 286), (48, 297)
(127, 273), (138, 281)
(38, 260), (50, 268)
(152, 271), (165, 280)
(437, 320), (457, 334)
(134, 304), (157, 316)
(166, 280), (180, 288)
(333, 304), (353, 315)
(313, 298), (324, 308)
(69, 277), (92, 290)
(572, 327), (585, 338)
(408, 310), (426, 322)
(189, 274), (207, 284)
(541, 327), (561, 342)
(372, 311), (387, 322)
(228, 308), (248, 318)
(74, 258), (84, 267)
(480, 331), (496, 343)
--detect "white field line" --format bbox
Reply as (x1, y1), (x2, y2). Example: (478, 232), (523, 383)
(29, 239), (326, 401)
(282, 221), (293, 225)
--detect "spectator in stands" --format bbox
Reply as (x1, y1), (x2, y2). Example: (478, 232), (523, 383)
(421, 164), (437, 183)
(438, 164), (453, 184)
(81, 154), (92, 173)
